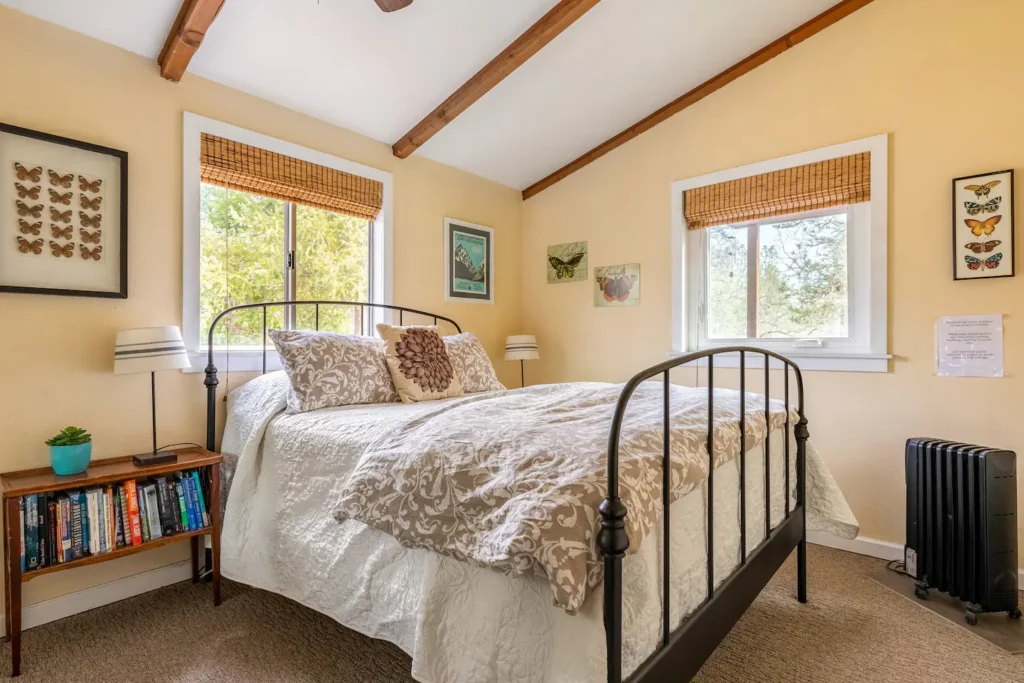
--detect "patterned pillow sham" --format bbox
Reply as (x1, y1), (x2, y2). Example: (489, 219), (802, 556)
(443, 333), (505, 394)
(376, 324), (464, 403)
(269, 329), (398, 412)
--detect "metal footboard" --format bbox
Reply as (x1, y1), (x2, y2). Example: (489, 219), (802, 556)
(599, 347), (808, 683)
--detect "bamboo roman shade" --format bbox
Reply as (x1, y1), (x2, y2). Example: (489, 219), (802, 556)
(200, 133), (383, 221)
(683, 152), (870, 230)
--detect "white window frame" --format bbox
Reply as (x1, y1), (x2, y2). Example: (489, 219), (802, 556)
(181, 112), (393, 373)
(671, 134), (889, 372)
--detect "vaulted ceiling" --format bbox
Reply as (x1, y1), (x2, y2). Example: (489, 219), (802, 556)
(2, 0), (843, 191)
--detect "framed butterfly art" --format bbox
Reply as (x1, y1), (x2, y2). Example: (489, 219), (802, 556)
(547, 241), (588, 284)
(594, 263), (641, 307)
(952, 170), (1014, 281)
(1, 122), (127, 298)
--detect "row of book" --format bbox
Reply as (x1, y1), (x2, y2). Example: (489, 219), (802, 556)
(20, 469), (211, 572)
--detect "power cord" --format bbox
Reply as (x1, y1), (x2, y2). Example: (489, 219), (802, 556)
(886, 559), (910, 577)
(156, 442), (205, 452)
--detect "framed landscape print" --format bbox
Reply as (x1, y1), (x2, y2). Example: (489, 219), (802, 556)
(547, 241), (587, 283)
(594, 263), (640, 307)
(444, 218), (493, 303)
(952, 169), (1014, 281)
(1, 122), (127, 298)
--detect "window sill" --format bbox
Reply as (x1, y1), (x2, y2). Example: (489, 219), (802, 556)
(182, 350), (284, 374)
(669, 349), (891, 373)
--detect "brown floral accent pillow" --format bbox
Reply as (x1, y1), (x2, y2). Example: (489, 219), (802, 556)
(443, 333), (505, 394)
(376, 324), (463, 403)
(269, 329), (398, 412)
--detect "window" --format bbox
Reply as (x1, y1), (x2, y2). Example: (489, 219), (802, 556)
(198, 185), (371, 348)
(183, 114), (392, 371)
(673, 135), (888, 372)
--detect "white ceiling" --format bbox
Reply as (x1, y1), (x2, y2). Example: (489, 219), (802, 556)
(2, 0), (837, 190)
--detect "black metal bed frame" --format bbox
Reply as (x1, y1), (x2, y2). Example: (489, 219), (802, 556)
(203, 302), (807, 683)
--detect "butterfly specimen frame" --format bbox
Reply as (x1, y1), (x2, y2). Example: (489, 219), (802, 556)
(1, 122), (127, 298)
(952, 169), (1014, 281)
(443, 218), (494, 304)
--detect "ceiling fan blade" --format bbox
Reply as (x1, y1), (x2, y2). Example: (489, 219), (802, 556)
(374, 0), (413, 11)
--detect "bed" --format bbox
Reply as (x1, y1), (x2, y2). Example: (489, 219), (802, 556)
(203, 301), (858, 683)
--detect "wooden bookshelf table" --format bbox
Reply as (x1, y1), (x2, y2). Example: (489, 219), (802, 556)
(1, 447), (222, 677)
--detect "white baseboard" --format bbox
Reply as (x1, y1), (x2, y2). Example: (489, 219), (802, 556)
(1, 560), (191, 634)
(807, 531), (1024, 585)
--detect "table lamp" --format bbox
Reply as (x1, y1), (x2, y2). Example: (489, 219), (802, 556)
(505, 335), (539, 388)
(114, 326), (191, 466)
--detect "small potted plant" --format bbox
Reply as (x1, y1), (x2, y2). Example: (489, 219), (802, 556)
(45, 427), (93, 476)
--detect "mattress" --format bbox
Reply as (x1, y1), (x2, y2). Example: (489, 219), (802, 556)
(219, 371), (858, 683)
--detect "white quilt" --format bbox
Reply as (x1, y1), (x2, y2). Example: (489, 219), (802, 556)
(220, 372), (858, 683)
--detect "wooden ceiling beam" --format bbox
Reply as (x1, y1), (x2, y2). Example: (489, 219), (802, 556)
(158, 0), (228, 83)
(392, 0), (601, 159)
(521, 0), (876, 200)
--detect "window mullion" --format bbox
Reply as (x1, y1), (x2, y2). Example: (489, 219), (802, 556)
(284, 202), (297, 329)
(746, 224), (759, 339)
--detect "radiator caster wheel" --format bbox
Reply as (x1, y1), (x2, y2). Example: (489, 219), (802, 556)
(1009, 608), (1022, 620)
(914, 586), (929, 601)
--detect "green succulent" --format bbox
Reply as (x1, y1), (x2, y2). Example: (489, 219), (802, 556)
(45, 426), (92, 447)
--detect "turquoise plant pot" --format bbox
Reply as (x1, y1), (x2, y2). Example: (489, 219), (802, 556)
(49, 443), (92, 476)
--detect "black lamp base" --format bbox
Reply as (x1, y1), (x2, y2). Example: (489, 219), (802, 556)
(132, 450), (178, 467)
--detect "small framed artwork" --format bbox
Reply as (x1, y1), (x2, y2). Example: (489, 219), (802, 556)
(1, 122), (127, 298)
(952, 169), (1014, 281)
(547, 241), (588, 283)
(444, 218), (493, 304)
(594, 263), (640, 307)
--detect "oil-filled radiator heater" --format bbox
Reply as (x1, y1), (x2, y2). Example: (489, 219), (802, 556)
(905, 438), (1020, 625)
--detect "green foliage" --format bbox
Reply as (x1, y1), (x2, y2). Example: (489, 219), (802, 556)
(46, 426), (92, 447)
(199, 185), (370, 346)
(707, 213), (848, 339)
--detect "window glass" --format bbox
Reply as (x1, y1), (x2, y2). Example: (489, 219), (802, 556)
(706, 225), (748, 339)
(199, 184), (285, 347)
(757, 213), (848, 339)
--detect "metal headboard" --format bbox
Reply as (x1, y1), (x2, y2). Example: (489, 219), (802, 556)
(203, 300), (462, 452)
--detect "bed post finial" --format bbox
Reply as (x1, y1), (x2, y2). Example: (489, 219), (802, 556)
(795, 414), (809, 604)
(204, 362), (219, 452)
(599, 495), (628, 683)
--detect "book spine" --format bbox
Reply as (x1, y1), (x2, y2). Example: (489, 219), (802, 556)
(138, 484), (150, 543)
(47, 500), (58, 565)
(118, 485), (131, 546)
(19, 502), (25, 573)
(125, 481), (142, 546)
(106, 487), (115, 551)
(113, 488), (124, 548)
(87, 490), (99, 555)
(167, 479), (182, 534)
(60, 497), (71, 562)
(181, 475), (199, 531)
(26, 494), (39, 570)
(80, 492), (90, 556)
(97, 490), (107, 553)
(175, 481), (190, 531)
(38, 494), (48, 568)
(145, 486), (162, 540)
(192, 470), (210, 528)
(155, 477), (176, 537)
(70, 494), (84, 560)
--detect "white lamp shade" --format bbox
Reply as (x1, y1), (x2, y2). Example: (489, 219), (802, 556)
(505, 335), (539, 361)
(114, 326), (190, 375)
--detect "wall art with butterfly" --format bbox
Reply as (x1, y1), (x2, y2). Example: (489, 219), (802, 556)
(547, 241), (588, 284)
(1, 122), (126, 298)
(952, 169), (1014, 281)
(594, 263), (640, 307)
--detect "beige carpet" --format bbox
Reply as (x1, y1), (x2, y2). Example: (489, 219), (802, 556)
(3, 545), (1022, 682)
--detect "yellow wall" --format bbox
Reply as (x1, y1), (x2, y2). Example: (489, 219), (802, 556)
(522, 0), (1024, 556)
(0, 7), (522, 606)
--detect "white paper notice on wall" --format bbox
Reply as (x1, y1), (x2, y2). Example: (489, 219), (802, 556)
(935, 314), (1004, 377)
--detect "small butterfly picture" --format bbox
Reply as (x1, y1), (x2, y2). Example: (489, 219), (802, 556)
(15, 183), (40, 200)
(18, 220), (41, 235)
(548, 253), (585, 280)
(79, 212), (102, 228)
(48, 170), (73, 188)
(49, 241), (74, 258)
(593, 263), (641, 307)
(80, 229), (101, 244)
(51, 225), (72, 240)
(50, 207), (72, 224)
(16, 237), (43, 255)
(955, 170), (1014, 280)
(78, 176), (102, 193)
(79, 195), (102, 211)
(49, 189), (73, 205)
(80, 245), (102, 261)
(14, 163), (42, 183)
(16, 201), (43, 218)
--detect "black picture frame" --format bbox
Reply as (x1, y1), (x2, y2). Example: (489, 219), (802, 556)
(1, 122), (128, 298)
(951, 168), (1014, 281)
